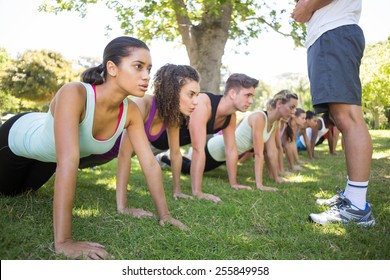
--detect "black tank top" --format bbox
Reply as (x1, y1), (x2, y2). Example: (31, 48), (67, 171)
(150, 92), (232, 150)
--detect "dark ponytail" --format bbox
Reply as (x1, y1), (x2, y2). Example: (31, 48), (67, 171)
(81, 64), (105, 85)
(81, 36), (150, 85)
(286, 108), (305, 142)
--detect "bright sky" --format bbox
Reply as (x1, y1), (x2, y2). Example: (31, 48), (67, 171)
(0, 0), (389, 84)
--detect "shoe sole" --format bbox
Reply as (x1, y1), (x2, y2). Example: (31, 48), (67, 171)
(308, 215), (376, 227)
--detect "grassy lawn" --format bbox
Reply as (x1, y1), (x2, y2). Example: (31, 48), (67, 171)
(1, 130), (389, 260)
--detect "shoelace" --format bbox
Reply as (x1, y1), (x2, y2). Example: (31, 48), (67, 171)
(326, 186), (345, 207)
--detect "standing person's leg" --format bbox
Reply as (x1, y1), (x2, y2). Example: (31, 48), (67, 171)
(330, 104), (372, 181)
(307, 25), (374, 226)
(329, 104), (372, 209)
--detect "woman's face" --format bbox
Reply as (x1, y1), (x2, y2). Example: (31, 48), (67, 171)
(279, 98), (298, 121)
(179, 80), (200, 116)
(114, 48), (152, 98)
(306, 116), (318, 129)
(295, 113), (306, 126)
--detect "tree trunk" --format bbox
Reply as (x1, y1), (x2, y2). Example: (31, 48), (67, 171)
(186, 25), (229, 93)
(373, 110), (380, 129)
(174, 0), (232, 94)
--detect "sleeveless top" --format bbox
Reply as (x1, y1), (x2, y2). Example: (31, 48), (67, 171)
(207, 110), (276, 162)
(150, 92), (232, 150)
(144, 97), (168, 142)
(298, 117), (328, 148)
(8, 82), (128, 162)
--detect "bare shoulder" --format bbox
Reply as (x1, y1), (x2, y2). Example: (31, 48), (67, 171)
(54, 82), (89, 104)
(50, 82), (87, 112)
(198, 92), (212, 104)
(127, 98), (143, 113)
(59, 82), (87, 95)
(193, 93), (212, 117)
(248, 111), (265, 127)
(124, 98), (144, 126)
(133, 94), (153, 118)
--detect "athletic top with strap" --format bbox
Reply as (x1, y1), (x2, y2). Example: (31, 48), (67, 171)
(298, 116), (328, 148)
(8, 82), (128, 162)
(145, 97), (168, 142)
(151, 92), (232, 150)
(207, 110), (276, 162)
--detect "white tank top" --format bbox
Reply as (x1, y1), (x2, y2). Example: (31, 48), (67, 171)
(207, 110), (276, 162)
(8, 82), (128, 162)
(298, 117), (328, 147)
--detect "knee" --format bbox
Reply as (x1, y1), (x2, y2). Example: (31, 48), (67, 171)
(330, 107), (365, 134)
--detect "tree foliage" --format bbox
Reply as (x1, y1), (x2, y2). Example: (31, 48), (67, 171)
(361, 38), (390, 128)
(1, 50), (78, 104)
(272, 72), (312, 111)
(0, 48), (19, 115)
(39, 0), (305, 93)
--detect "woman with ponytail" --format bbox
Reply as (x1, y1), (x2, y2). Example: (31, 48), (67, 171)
(281, 108), (307, 171)
(0, 36), (186, 260)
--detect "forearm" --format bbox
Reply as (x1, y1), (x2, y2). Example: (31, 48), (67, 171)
(170, 150), (183, 194)
(266, 153), (280, 181)
(144, 163), (170, 219)
(292, 0), (333, 23)
(254, 153), (265, 188)
(226, 150), (239, 186)
(285, 144), (295, 169)
(116, 150), (131, 211)
(190, 150), (206, 195)
(277, 146), (285, 173)
(53, 164), (78, 247)
(327, 131), (335, 154)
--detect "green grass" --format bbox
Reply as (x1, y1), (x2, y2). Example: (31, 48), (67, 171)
(1, 130), (389, 260)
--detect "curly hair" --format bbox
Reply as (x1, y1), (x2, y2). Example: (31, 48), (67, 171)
(153, 64), (200, 127)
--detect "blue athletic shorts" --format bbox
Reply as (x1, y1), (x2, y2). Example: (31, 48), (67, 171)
(307, 24), (365, 114)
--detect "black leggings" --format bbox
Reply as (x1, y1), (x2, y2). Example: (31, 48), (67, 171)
(0, 113), (57, 196)
(161, 146), (224, 174)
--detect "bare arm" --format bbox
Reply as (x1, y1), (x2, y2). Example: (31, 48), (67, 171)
(116, 130), (132, 211)
(116, 129), (154, 218)
(223, 113), (251, 191)
(264, 131), (285, 186)
(302, 128), (314, 160)
(126, 102), (188, 230)
(274, 122), (287, 174)
(189, 94), (220, 202)
(167, 125), (192, 199)
(326, 127), (337, 155)
(251, 113), (277, 191)
(53, 83), (111, 259)
(292, 0), (333, 23)
(310, 126), (319, 158)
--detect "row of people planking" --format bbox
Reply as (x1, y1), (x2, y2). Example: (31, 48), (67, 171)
(0, 36), (302, 259)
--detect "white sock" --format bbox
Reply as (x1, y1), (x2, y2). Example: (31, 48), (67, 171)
(343, 180), (368, 210)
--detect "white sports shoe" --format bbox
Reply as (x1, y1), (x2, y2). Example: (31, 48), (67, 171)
(316, 188), (344, 206)
(309, 196), (375, 227)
